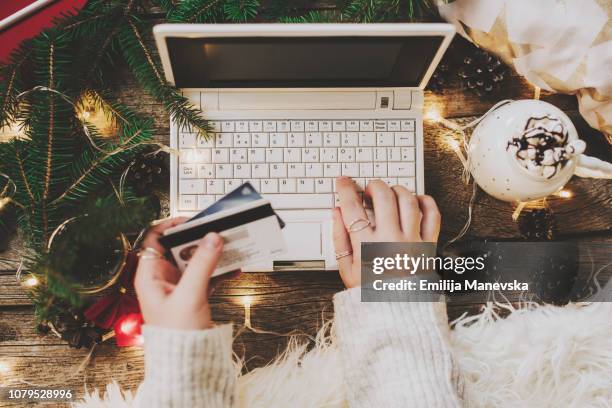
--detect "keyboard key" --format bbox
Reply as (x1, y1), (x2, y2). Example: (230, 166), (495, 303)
(179, 133), (196, 148)
(236, 121), (249, 132)
(266, 194), (333, 209)
(270, 163), (287, 178)
(221, 121), (235, 132)
(290, 121), (305, 131)
(234, 164), (251, 178)
(284, 148), (301, 162)
(388, 162), (415, 177)
(359, 132), (376, 146)
(387, 147), (401, 162)
(263, 121), (276, 132)
(324, 163), (341, 177)
(297, 178), (314, 193)
(306, 132), (322, 147)
(278, 121), (290, 132)
(180, 180), (205, 194)
(234, 133), (250, 147)
(338, 148), (355, 162)
(374, 147), (387, 162)
(270, 133), (287, 147)
(196, 135), (214, 148)
(225, 179), (241, 191)
(288, 163), (305, 178)
(261, 179), (278, 193)
(342, 132), (358, 146)
(230, 148), (247, 163)
(346, 120), (360, 131)
(376, 132), (394, 146)
(324, 132), (340, 147)
(210, 121), (222, 132)
(249, 121), (263, 132)
(321, 147), (337, 162)
(252, 164), (269, 178)
(315, 178), (332, 193)
(401, 147), (415, 161)
(215, 164), (233, 178)
(215, 133), (232, 147)
(244, 179), (260, 190)
(395, 132), (415, 146)
(332, 121), (346, 131)
(397, 178), (416, 192)
(193, 149), (211, 163)
(198, 164), (214, 178)
(359, 162), (373, 177)
(302, 148), (319, 162)
(354, 178), (366, 191)
(342, 162), (359, 177)
(356, 147), (373, 162)
(360, 120), (374, 131)
(319, 121), (332, 131)
(374, 120), (387, 131)
(248, 148), (266, 163)
(266, 148), (283, 162)
(288, 133), (305, 147)
(179, 195), (197, 210)
(306, 163), (323, 177)
(305, 121), (318, 131)
(374, 163), (387, 177)
(280, 179), (297, 193)
(382, 178), (398, 187)
(252, 133), (269, 147)
(180, 164), (196, 179)
(207, 179), (224, 194)
(198, 195), (215, 209)
(213, 148), (229, 163)
(400, 120), (415, 131)
(388, 120), (401, 131)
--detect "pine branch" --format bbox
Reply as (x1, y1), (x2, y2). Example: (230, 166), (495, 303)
(223, 0), (259, 22)
(119, 16), (210, 136)
(278, 10), (336, 23)
(168, 0), (226, 23)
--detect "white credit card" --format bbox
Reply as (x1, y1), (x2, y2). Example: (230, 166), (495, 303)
(159, 199), (286, 277)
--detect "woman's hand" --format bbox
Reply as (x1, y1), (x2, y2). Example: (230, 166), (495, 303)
(134, 217), (229, 330)
(332, 177), (441, 289)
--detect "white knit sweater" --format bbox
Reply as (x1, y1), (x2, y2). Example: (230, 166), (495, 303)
(137, 288), (463, 407)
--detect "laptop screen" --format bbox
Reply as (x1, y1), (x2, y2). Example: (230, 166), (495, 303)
(166, 36), (444, 88)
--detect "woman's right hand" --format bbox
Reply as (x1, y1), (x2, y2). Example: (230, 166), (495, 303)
(332, 177), (441, 289)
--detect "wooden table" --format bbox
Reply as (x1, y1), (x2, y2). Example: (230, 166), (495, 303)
(0, 16), (611, 407)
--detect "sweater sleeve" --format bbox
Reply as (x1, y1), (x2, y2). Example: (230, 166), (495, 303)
(136, 324), (236, 408)
(333, 288), (464, 408)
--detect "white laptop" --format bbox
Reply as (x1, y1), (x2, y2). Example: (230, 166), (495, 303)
(153, 23), (455, 271)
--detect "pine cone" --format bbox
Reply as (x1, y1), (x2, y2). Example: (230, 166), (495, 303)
(519, 208), (556, 241)
(427, 63), (450, 93)
(126, 152), (169, 196)
(458, 49), (507, 97)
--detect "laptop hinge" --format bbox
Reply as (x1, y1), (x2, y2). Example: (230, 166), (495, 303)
(273, 260), (325, 271)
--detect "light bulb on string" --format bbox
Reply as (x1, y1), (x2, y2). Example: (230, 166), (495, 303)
(241, 296), (253, 328)
(556, 189), (573, 199)
(23, 275), (39, 287)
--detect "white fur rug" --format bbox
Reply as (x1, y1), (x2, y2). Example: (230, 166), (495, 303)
(75, 302), (612, 408)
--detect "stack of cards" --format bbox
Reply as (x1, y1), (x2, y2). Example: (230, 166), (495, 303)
(160, 183), (286, 277)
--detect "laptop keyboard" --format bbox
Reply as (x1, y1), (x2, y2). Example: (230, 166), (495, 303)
(177, 119), (417, 211)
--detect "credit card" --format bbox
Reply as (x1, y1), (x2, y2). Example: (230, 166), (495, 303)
(160, 199), (286, 276)
(190, 182), (285, 228)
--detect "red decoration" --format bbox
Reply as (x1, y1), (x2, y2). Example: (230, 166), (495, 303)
(114, 313), (144, 347)
(84, 251), (141, 329)
(0, 0), (87, 63)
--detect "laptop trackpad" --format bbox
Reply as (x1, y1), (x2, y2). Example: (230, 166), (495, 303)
(278, 222), (322, 260)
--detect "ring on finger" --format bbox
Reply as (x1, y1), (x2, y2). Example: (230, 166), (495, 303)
(138, 247), (164, 260)
(335, 249), (353, 260)
(348, 217), (371, 233)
